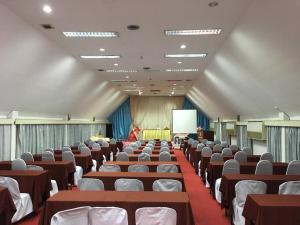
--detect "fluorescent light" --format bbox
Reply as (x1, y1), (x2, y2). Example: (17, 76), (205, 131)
(166, 69), (199, 72)
(125, 76), (130, 79)
(80, 55), (121, 59)
(165, 29), (222, 36)
(43, 5), (52, 14)
(177, 61), (182, 64)
(114, 63), (119, 66)
(99, 48), (105, 52)
(165, 53), (207, 58)
(171, 91), (175, 95)
(106, 69), (138, 73)
(180, 44), (187, 49)
(63, 32), (119, 38)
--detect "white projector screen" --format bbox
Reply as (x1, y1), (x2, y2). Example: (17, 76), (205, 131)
(172, 109), (197, 134)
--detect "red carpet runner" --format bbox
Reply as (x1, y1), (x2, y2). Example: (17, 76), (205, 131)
(174, 149), (230, 225)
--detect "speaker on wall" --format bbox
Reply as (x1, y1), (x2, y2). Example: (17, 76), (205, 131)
(106, 123), (113, 138)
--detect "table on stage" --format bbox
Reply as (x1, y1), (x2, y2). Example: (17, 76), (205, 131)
(0, 187), (16, 225)
(142, 129), (171, 141)
(39, 191), (193, 225)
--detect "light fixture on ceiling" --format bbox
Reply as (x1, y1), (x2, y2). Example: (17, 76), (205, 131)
(127, 25), (140, 30)
(171, 91), (175, 95)
(180, 44), (187, 49)
(138, 90), (143, 95)
(177, 61), (182, 64)
(208, 1), (219, 7)
(99, 48), (105, 52)
(125, 75), (130, 79)
(63, 32), (119, 38)
(114, 63), (119, 66)
(80, 55), (121, 59)
(166, 69), (199, 72)
(106, 69), (138, 73)
(165, 53), (207, 58)
(173, 83), (177, 86)
(43, 5), (52, 14)
(165, 29), (222, 36)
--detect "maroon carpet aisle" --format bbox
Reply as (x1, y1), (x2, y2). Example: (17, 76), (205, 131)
(174, 149), (230, 225)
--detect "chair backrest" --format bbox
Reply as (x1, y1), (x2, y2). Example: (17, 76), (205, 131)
(242, 147), (252, 155)
(142, 147), (152, 155)
(235, 180), (267, 207)
(89, 207), (128, 225)
(234, 151), (247, 163)
(81, 147), (91, 156)
(21, 152), (34, 162)
(214, 140), (221, 145)
(123, 146), (133, 154)
(213, 144), (222, 151)
(62, 151), (76, 166)
(0, 176), (21, 202)
(201, 139), (208, 145)
(157, 164), (178, 173)
(102, 141), (109, 147)
(210, 153), (223, 162)
(152, 179), (182, 192)
(128, 164), (149, 172)
(159, 152), (171, 161)
(191, 140), (199, 148)
(278, 181), (300, 195)
(62, 146), (71, 153)
(92, 143), (101, 150)
(260, 152), (274, 162)
(255, 160), (273, 175)
(110, 138), (117, 144)
(26, 165), (44, 170)
(50, 206), (91, 225)
(222, 159), (240, 175)
(138, 153), (151, 161)
(160, 146), (170, 152)
(286, 160), (300, 175)
(129, 142), (138, 150)
(99, 164), (121, 172)
(45, 148), (54, 153)
(221, 148), (232, 157)
(229, 145), (239, 151)
(78, 143), (86, 151)
(220, 142), (229, 148)
(135, 207), (177, 225)
(114, 178), (144, 191)
(78, 178), (105, 191)
(202, 147), (212, 157)
(42, 151), (55, 162)
(206, 141), (214, 149)
(12, 158), (27, 170)
(187, 138), (194, 144)
(116, 152), (129, 161)
(88, 141), (95, 148)
(196, 143), (205, 151)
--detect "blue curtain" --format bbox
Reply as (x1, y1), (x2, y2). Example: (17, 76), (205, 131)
(182, 97), (210, 131)
(108, 98), (132, 140)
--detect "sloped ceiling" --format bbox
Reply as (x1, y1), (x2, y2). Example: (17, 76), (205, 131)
(0, 3), (127, 119)
(187, 0), (300, 120)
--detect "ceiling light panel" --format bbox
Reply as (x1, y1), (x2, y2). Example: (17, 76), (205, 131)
(165, 29), (222, 36)
(166, 69), (199, 72)
(81, 55), (121, 59)
(106, 69), (138, 73)
(165, 53), (207, 58)
(63, 32), (119, 37)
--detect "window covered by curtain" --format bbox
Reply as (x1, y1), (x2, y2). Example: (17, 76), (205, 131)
(236, 125), (249, 149)
(285, 127), (300, 161)
(108, 98), (132, 140)
(91, 124), (106, 136)
(67, 124), (91, 145)
(182, 97), (210, 131)
(215, 122), (221, 141)
(0, 125), (11, 160)
(221, 122), (229, 143)
(267, 126), (282, 162)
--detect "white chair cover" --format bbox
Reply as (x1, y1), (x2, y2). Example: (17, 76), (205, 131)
(191, 140), (199, 148)
(232, 180), (266, 225)
(242, 147), (252, 155)
(197, 143), (205, 151)
(210, 153), (223, 162)
(26, 165), (44, 170)
(99, 164), (121, 172)
(129, 142), (139, 150)
(128, 164), (149, 172)
(153, 179), (182, 192)
(157, 164), (178, 173)
(50, 206), (91, 225)
(42, 152), (55, 161)
(89, 207), (128, 225)
(160, 146), (170, 152)
(142, 147), (152, 155)
(81, 147), (97, 172)
(221, 148), (232, 157)
(201, 139), (208, 145)
(62, 146), (72, 152)
(214, 140), (221, 145)
(0, 176), (33, 223)
(278, 181), (300, 194)
(92, 143), (101, 150)
(62, 151), (83, 185)
(286, 160), (300, 175)
(234, 151), (247, 163)
(78, 178), (104, 191)
(21, 152), (34, 162)
(123, 146), (133, 154)
(135, 207), (177, 225)
(45, 148), (54, 153)
(213, 144), (222, 151)
(116, 152), (129, 161)
(202, 147), (212, 157)
(159, 152), (171, 161)
(206, 141), (214, 149)
(114, 178), (144, 191)
(138, 153), (151, 161)
(12, 159), (27, 170)
(102, 141), (109, 148)
(220, 142), (229, 148)
(260, 152), (274, 162)
(255, 160), (273, 175)
(110, 138), (117, 144)
(229, 145), (239, 151)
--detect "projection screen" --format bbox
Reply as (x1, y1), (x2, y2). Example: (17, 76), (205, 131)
(172, 109), (197, 134)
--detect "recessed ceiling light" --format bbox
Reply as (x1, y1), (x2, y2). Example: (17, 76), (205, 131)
(172, 87), (176, 90)
(208, 1), (219, 7)
(43, 5), (52, 14)
(171, 91), (175, 95)
(180, 44), (186, 49)
(173, 83), (177, 86)
(125, 76), (130, 79)
(99, 48), (105, 52)
(165, 53), (207, 58)
(80, 55), (121, 59)
(177, 61), (182, 64)
(166, 69), (199, 72)
(106, 69), (138, 73)
(165, 29), (222, 36)
(114, 63), (119, 66)
(63, 32), (119, 38)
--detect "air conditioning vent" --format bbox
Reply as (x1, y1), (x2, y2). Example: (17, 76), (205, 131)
(41, 24), (54, 29)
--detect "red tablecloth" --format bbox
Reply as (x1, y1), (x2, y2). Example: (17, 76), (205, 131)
(0, 187), (16, 225)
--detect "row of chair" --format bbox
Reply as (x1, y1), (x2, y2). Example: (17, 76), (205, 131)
(116, 151), (172, 161)
(232, 180), (300, 225)
(50, 206), (177, 225)
(99, 163), (178, 173)
(77, 178), (182, 192)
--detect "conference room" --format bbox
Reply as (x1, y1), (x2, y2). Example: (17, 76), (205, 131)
(0, 0), (300, 225)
